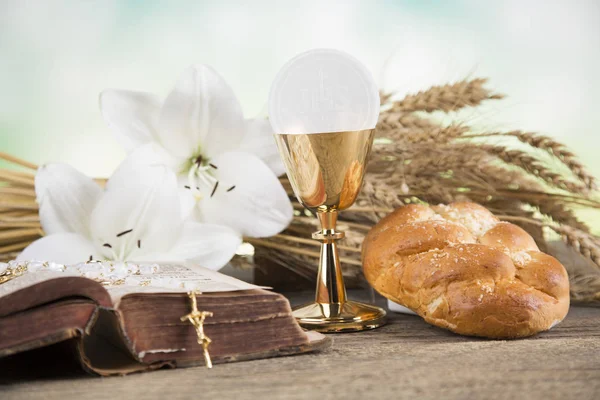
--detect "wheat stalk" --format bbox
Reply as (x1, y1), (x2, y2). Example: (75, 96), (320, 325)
(0, 153), (41, 262)
(463, 131), (597, 191)
(390, 78), (503, 113)
(480, 144), (587, 193)
(377, 112), (439, 132)
(2, 78), (600, 302)
(550, 224), (600, 266)
(255, 78), (600, 301)
(569, 273), (600, 302)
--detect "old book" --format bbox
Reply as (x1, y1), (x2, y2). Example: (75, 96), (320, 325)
(0, 261), (329, 377)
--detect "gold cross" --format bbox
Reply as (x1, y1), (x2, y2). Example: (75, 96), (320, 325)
(180, 291), (214, 369)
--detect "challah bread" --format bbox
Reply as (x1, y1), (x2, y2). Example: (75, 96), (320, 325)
(362, 202), (570, 338)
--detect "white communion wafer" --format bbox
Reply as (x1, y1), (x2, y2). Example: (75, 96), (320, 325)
(268, 49), (380, 134)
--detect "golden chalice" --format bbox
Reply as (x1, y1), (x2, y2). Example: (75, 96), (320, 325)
(269, 49), (387, 332)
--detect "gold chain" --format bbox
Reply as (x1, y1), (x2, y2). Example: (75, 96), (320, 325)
(0, 264), (28, 284)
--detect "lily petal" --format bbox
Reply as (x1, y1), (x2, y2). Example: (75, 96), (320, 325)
(106, 143), (183, 190)
(238, 118), (287, 177)
(178, 186), (197, 221)
(198, 151), (293, 237)
(100, 90), (161, 153)
(135, 222), (241, 270)
(17, 233), (100, 264)
(90, 162), (182, 261)
(108, 144), (194, 222)
(158, 65), (245, 159)
(36, 163), (103, 237)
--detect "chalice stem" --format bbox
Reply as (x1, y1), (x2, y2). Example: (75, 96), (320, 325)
(314, 210), (347, 306)
(273, 130), (386, 331)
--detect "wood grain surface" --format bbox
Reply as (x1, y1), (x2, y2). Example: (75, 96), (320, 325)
(2, 292), (599, 400)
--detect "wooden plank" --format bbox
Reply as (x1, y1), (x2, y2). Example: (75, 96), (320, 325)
(1, 294), (599, 400)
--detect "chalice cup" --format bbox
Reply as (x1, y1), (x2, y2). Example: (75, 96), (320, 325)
(273, 129), (387, 332)
(269, 48), (387, 332)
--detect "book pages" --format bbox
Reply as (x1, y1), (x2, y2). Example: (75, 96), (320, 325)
(0, 260), (265, 304)
(0, 269), (78, 298)
(107, 262), (265, 304)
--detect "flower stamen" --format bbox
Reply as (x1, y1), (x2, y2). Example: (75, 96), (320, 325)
(120, 237), (141, 261)
(188, 164), (204, 200)
(116, 229), (133, 237)
(186, 156), (222, 201)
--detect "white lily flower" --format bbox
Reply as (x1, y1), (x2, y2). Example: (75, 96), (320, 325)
(18, 162), (241, 269)
(100, 65), (292, 238)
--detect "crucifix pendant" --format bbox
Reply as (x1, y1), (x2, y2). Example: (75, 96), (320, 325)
(200, 336), (213, 369)
(180, 291), (214, 369)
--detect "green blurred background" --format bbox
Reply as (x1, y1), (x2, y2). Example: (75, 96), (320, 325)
(1, 0), (599, 180)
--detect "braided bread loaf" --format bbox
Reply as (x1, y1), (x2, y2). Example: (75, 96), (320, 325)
(362, 202), (570, 338)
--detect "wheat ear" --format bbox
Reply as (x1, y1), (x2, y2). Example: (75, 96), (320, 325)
(389, 78), (503, 113)
(463, 131), (596, 191)
(481, 145), (587, 193)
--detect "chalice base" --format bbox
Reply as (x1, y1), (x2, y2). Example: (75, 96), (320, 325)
(292, 301), (387, 333)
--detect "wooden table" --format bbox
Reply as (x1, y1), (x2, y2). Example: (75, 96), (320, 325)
(2, 293), (600, 400)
